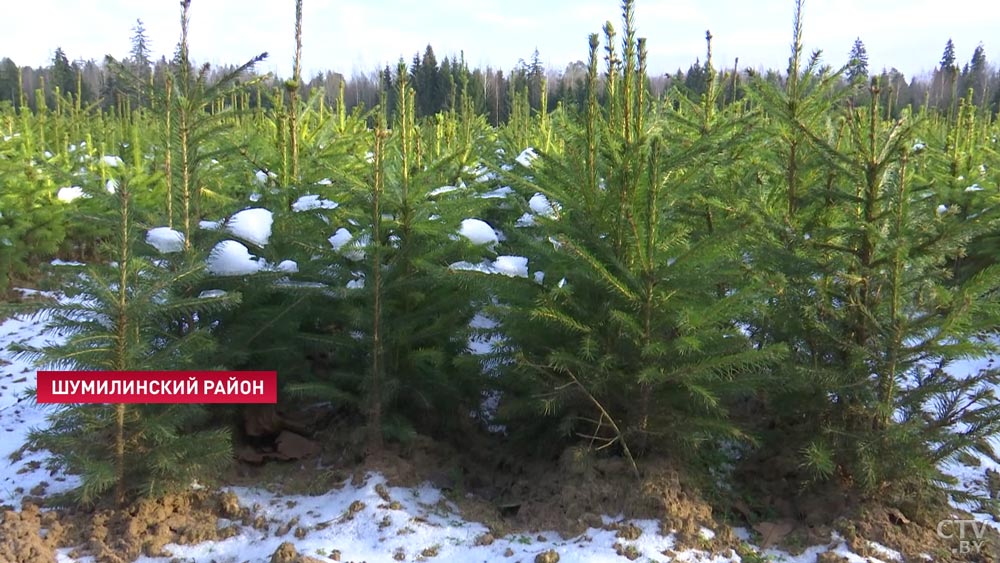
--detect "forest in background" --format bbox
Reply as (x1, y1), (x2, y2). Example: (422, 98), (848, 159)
(1, 17), (999, 123)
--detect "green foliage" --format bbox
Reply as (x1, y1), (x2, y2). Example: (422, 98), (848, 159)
(280, 66), (494, 445)
(0, 127), (67, 293)
(199, 65), (371, 419)
(2, 0), (1000, 518)
(490, 1), (784, 465)
(744, 0), (1000, 497)
(15, 168), (239, 507)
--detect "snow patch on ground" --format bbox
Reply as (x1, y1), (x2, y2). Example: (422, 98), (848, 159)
(468, 313), (501, 356)
(127, 474), (715, 563)
(0, 292), (81, 506)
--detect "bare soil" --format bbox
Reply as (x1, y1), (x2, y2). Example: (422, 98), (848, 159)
(0, 490), (253, 563)
(731, 447), (1000, 562)
(229, 420), (736, 554)
(4, 414), (999, 562)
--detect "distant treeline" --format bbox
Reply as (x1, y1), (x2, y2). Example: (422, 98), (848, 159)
(1, 22), (998, 122)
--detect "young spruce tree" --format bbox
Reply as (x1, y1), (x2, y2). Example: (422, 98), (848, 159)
(746, 0), (1000, 504)
(16, 171), (239, 507)
(493, 0), (783, 471)
(283, 63), (492, 450)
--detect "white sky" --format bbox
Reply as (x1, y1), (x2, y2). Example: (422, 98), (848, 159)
(1, 0), (998, 80)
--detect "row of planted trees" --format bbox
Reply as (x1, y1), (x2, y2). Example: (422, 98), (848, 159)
(4, 0), (1000, 531)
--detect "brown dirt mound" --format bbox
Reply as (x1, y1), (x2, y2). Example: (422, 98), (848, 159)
(228, 424), (730, 552)
(479, 447), (726, 547)
(0, 490), (253, 563)
(0, 503), (63, 563)
(841, 504), (1000, 563)
(333, 433), (730, 552)
(731, 446), (1000, 562)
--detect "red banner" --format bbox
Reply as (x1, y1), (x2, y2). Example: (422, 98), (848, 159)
(36, 371), (278, 404)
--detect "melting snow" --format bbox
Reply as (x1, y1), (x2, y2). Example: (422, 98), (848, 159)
(329, 228), (354, 251)
(0, 292), (82, 506)
(227, 208), (273, 247)
(449, 256), (529, 278)
(145, 227), (185, 254)
(515, 147), (538, 168)
(529, 193), (558, 217)
(448, 260), (497, 275)
(207, 240), (263, 276)
(276, 260), (299, 273)
(56, 186), (85, 202)
(292, 194), (339, 212)
(479, 186), (514, 199)
(429, 185), (462, 197)
(493, 255), (528, 277)
(329, 228), (367, 261)
(458, 219), (499, 246)
(198, 289), (227, 299)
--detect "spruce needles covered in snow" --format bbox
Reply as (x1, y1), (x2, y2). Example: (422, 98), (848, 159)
(208, 240), (263, 276)
(458, 218), (499, 246)
(145, 227), (185, 254)
(227, 208), (273, 246)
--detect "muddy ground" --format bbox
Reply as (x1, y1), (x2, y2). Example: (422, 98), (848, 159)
(2, 405), (999, 562)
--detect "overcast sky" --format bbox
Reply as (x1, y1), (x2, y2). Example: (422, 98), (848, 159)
(2, 0), (998, 81)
